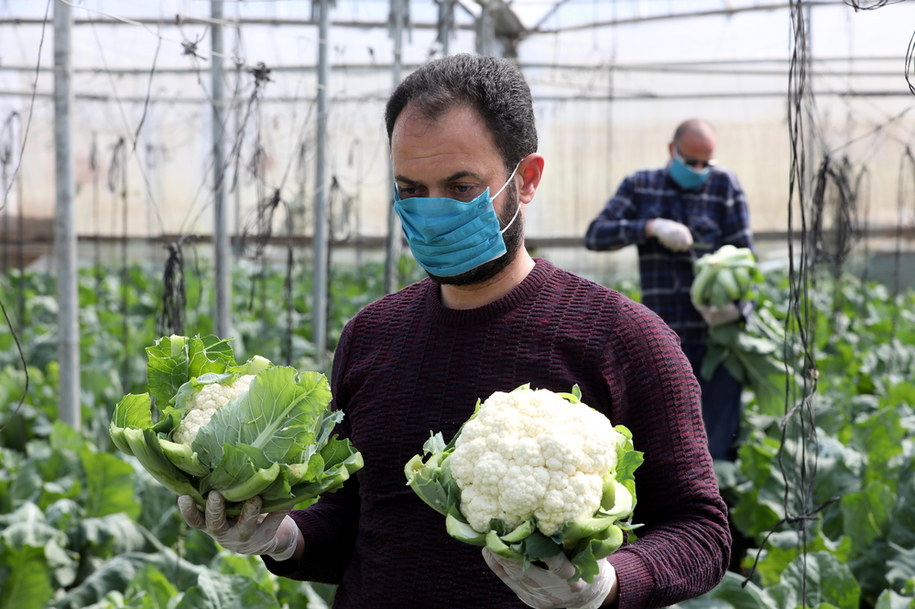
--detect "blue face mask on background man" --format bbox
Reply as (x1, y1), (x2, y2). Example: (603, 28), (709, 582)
(668, 150), (712, 190)
(393, 164), (520, 277)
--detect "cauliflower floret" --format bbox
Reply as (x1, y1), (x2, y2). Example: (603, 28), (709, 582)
(535, 471), (603, 535)
(171, 374), (255, 445)
(460, 487), (502, 533)
(449, 387), (624, 535)
(497, 464), (549, 524)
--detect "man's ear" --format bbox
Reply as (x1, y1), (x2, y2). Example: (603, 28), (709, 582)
(516, 154), (545, 204)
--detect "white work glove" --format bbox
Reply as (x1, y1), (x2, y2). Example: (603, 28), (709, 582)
(178, 492), (300, 561)
(483, 549), (617, 609)
(648, 218), (693, 252)
(693, 301), (742, 327)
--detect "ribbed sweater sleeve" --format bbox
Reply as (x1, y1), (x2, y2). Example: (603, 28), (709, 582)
(597, 297), (731, 608)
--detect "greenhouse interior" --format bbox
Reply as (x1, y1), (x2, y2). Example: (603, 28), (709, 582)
(1, 0), (914, 607)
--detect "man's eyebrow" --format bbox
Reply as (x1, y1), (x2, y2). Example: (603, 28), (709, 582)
(394, 175), (420, 186)
(394, 170), (482, 185)
(443, 170), (480, 182)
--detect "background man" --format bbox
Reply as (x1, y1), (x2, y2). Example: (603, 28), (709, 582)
(585, 119), (754, 462)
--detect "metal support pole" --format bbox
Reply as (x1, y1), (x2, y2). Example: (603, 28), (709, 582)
(475, 1), (496, 56)
(212, 0), (231, 337)
(384, 0), (405, 294)
(53, 1), (80, 429)
(312, 0), (331, 369)
(436, 0), (455, 56)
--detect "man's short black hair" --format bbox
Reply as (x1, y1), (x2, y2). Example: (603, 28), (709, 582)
(385, 53), (538, 173)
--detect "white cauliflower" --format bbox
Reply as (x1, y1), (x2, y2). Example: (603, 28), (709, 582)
(448, 387), (624, 536)
(171, 374), (256, 445)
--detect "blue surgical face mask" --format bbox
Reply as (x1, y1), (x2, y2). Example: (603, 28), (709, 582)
(669, 152), (711, 190)
(393, 164), (521, 277)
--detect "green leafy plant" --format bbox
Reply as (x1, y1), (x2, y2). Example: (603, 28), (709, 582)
(710, 268), (915, 609)
(109, 334), (363, 516)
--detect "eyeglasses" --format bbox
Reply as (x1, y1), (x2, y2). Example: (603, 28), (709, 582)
(676, 149), (715, 169)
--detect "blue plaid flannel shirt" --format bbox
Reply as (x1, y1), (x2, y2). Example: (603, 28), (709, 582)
(584, 167), (753, 357)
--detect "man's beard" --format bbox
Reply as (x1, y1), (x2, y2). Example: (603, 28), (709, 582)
(428, 183), (523, 287)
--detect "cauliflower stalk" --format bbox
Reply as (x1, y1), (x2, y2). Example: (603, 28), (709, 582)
(110, 334), (363, 516)
(405, 385), (642, 583)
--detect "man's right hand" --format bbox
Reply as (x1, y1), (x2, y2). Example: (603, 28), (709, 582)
(178, 492), (301, 561)
(483, 549), (617, 609)
(647, 218), (693, 252)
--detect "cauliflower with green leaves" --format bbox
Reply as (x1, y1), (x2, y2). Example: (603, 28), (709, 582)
(109, 335), (363, 516)
(449, 387), (628, 536)
(405, 385), (642, 583)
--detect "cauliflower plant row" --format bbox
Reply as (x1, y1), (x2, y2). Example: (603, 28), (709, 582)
(404, 385), (643, 583)
(109, 335), (363, 517)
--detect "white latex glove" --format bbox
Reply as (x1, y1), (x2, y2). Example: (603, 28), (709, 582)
(694, 301), (742, 327)
(648, 218), (693, 252)
(178, 492), (300, 561)
(483, 549), (617, 609)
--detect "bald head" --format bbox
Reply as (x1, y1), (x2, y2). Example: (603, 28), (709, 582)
(669, 119), (716, 164)
(673, 119), (715, 144)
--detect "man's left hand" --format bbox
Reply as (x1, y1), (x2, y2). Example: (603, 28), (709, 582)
(178, 492), (300, 561)
(483, 549), (617, 609)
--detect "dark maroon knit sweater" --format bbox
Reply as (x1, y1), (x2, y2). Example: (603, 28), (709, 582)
(264, 258), (730, 609)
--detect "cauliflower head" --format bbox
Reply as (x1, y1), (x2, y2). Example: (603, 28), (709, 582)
(171, 374), (255, 445)
(448, 387), (624, 536)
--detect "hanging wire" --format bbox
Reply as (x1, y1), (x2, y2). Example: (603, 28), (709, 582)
(810, 155), (860, 273)
(281, 213), (294, 366)
(0, 0), (48, 433)
(230, 61), (273, 195)
(0, 112), (18, 273)
(744, 0), (839, 596)
(605, 0), (618, 198)
(296, 139), (310, 214)
(132, 36), (162, 152)
(850, 164), (872, 334)
(240, 189), (282, 307)
(328, 175), (356, 243)
(780, 5), (821, 599)
(0, 112), (27, 432)
(156, 237), (189, 337)
(0, 298), (28, 435)
(843, 0), (908, 9)
(227, 60), (304, 365)
(235, 184), (296, 366)
(809, 155), (869, 349)
(107, 137), (132, 392)
(179, 56), (267, 237)
(236, 65), (273, 312)
(325, 175), (358, 361)
(1, 1), (48, 214)
(83, 10), (166, 235)
(89, 132), (105, 299)
(889, 147), (915, 352)
(906, 30), (915, 96)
